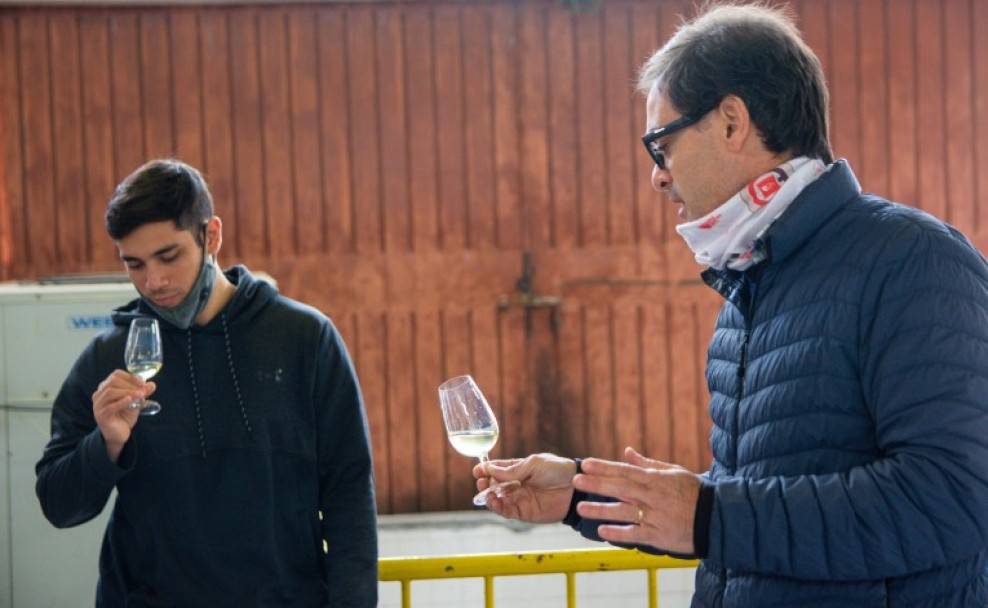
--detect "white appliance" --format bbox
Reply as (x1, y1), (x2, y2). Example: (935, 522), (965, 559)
(0, 277), (137, 608)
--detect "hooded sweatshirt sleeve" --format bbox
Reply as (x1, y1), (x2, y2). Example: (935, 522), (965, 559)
(313, 319), (378, 607)
(36, 333), (131, 528)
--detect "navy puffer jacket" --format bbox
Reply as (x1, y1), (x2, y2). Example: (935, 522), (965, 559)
(694, 161), (988, 606)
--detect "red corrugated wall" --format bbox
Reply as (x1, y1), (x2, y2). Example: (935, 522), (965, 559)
(1, 0), (986, 513)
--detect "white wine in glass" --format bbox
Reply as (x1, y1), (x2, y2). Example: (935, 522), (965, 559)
(439, 375), (503, 506)
(125, 317), (163, 416)
(448, 429), (499, 458)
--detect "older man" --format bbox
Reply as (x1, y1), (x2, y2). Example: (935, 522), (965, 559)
(476, 3), (988, 606)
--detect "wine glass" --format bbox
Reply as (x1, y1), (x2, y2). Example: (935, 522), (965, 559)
(125, 318), (163, 416)
(439, 374), (507, 506)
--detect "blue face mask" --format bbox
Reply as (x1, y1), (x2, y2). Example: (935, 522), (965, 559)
(145, 250), (216, 329)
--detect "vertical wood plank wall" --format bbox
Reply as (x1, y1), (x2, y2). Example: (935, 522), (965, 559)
(1, 0), (986, 514)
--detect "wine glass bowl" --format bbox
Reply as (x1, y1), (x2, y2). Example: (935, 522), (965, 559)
(125, 318), (163, 416)
(439, 375), (502, 506)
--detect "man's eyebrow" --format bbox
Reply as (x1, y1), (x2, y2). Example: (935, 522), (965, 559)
(120, 243), (181, 263)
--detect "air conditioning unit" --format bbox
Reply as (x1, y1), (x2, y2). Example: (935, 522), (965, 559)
(0, 277), (136, 608)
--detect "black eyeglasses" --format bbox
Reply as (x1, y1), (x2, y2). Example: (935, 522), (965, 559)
(641, 114), (700, 170)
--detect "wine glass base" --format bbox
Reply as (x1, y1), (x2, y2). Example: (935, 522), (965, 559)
(472, 488), (491, 506)
(130, 400), (161, 416)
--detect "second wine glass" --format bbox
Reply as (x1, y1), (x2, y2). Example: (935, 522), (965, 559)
(439, 375), (502, 506)
(124, 317), (163, 416)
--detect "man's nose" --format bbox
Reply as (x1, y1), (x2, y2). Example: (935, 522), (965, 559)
(651, 164), (671, 191)
(144, 266), (169, 291)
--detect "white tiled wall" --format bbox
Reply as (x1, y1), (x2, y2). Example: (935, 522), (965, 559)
(378, 511), (696, 608)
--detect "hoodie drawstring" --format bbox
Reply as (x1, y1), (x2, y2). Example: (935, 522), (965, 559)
(186, 313), (255, 459)
(221, 313), (254, 441)
(187, 330), (207, 459)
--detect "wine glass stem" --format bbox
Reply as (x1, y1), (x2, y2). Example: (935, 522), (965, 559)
(478, 453), (498, 495)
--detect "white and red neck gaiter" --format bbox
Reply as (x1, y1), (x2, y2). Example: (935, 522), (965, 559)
(675, 156), (827, 270)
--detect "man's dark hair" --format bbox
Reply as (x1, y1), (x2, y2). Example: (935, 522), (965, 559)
(638, 2), (833, 163)
(105, 159), (214, 244)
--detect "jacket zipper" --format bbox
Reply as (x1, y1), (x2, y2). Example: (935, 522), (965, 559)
(734, 277), (757, 473)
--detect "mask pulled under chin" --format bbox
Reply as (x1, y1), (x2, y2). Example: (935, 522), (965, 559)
(144, 255), (217, 329)
(675, 156), (826, 270)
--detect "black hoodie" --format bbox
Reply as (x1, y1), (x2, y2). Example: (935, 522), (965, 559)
(36, 265), (377, 607)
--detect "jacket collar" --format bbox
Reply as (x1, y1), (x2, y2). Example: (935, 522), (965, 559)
(758, 159), (861, 266)
(701, 160), (862, 305)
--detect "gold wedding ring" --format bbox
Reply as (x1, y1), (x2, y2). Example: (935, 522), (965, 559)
(636, 505), (644, 525)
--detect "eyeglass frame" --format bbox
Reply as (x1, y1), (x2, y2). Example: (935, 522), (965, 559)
(641, 114), (702, 170)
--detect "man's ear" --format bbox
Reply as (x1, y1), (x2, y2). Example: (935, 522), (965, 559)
(205, 216), (223, 256)
(717, 94), (751, 152)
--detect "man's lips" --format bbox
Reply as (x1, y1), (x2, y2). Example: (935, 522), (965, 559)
(149, 293), (180, 308)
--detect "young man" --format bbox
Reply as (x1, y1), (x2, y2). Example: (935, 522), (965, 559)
(36, 159), (377, 606)
(476, 3), (988, 606)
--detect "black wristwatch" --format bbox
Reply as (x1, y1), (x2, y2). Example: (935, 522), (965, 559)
(563, 458), (586, 527)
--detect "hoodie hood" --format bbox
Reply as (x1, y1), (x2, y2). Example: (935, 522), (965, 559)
(111, 264), (278, 331)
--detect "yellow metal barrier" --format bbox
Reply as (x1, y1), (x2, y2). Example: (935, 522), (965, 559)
(379, 547), (699, 608)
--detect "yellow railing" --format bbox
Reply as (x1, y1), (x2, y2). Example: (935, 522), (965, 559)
(379, 547), (699, 608)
